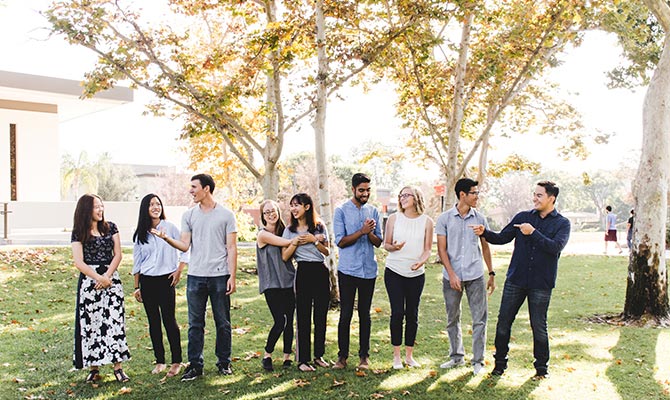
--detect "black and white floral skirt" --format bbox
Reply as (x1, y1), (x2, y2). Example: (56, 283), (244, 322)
(73, 266), (131, 369)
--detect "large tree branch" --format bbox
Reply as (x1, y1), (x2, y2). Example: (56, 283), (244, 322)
(643, 0), (670, 32)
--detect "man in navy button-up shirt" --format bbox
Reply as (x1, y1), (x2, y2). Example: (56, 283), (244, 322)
(472, 181), (570, 380)
(332, 173), (383, 370)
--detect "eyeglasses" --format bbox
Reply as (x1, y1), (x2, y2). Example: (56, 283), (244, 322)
(263, 210), (277, 216)
(398, 193), (414, 199)
(468, 191), (480, 196)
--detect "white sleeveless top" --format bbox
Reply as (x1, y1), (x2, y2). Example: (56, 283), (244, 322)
(385, 212), (428, 278)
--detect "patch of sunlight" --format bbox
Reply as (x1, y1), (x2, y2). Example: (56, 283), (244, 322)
(211, 372), (245, 386)
(234, 379), (294, 400)
(528, 360), (621, 400)
(426, 368), (471, 392)
(378, 369), (429, 390)
(551, 329), (619, 361)
(655, 330), (670, 391)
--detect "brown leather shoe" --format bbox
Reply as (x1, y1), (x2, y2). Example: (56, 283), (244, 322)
(358, 357), (370, 370)
(332, 357), (347, 370)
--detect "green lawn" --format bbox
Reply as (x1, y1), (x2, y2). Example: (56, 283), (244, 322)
(0, 247), (668, 399)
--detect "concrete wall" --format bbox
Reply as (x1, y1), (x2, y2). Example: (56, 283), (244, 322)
(1, 201), (188, 242)
(0, 108), (60, 202)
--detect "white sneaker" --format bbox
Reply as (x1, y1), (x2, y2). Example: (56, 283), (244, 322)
(392, 360), (404, 369)
(440, 359), (465, 369)
(473, 363), (484, 375)
(406, 358), (421, 368)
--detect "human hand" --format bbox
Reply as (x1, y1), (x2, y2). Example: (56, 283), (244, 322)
(95, 275), (112, 290)
(513, 223), (535, 235)
(469, 225), (485, 236)
(226, 277), (236, 295)
(449, 274), (462, 291)
(391, 241), (405, 251)
(169, 269), (181, 287)
(360, 218), (375, 235)
(487, 276), (496, 296)
(410, 262), (423, 271)
(150, 228), (167, 240)
(134, 288), (143, 303)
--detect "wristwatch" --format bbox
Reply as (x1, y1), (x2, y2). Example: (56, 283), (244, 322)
(313, 241), (319, 247)
(488, 271), (496, 277)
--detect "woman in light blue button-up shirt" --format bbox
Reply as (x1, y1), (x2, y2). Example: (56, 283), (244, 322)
(132, 194), (188, 378)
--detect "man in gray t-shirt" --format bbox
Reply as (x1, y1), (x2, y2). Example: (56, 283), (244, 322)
(157, 173), (237, 381)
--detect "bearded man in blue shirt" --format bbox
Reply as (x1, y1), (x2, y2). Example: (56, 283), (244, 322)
(472, 181), (570, 380)
(332, 173), (383, 370)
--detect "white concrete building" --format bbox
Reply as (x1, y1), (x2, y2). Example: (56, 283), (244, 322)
(0, 70), (133, 202)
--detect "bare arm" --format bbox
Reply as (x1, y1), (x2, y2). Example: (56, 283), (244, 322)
(480, 237), (495, 294)
(226, 232), (237, 295)
(106, 232), (123, 275)
(411, 218), (434, 270)
(437, 235), (461, 291)
(383, 214), (405, 252)
(153, 229), (191, 252)
(257, 230), (292, 248)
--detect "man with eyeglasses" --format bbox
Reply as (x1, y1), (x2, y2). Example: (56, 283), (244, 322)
(332, 173), (383, 370)
(471, 181), (570, 380)
(436, 178), (494, 375)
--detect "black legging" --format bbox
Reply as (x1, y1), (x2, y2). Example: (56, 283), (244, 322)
(384, 268), (425, 347)
(139, 274), (182, 364)
(295, 261), (330, 364)
(263, 288), (295, 354)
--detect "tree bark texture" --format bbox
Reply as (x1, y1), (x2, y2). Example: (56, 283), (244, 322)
(623, 24), (670, 320)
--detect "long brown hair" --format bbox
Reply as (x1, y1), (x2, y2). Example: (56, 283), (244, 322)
(72, 194), (109, 243)
(259, 199), (286, 236)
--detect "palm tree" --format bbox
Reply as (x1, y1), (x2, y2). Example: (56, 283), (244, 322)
(61, 151), (98, 200)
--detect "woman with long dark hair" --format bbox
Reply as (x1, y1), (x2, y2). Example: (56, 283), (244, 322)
(71, 194), (130, 383)
(256, 199), (298, 371)
(132, 194), (187, 378)
(281, 193), (330, 372)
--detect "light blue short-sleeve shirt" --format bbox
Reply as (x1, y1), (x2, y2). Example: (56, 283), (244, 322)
(282, 224), (329, 263)
(333, 200), (382, 279)
(435, 206), (489, 281)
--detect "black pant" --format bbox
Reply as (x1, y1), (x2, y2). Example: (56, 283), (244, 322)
(139, 274), (182, 364)
(384, 268), (425, 347)
(337, 271), (376, 359)
(295, 261), (330, 364)
(264, 288), (295, 354)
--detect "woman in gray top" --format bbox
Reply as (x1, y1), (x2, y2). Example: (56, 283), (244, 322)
(281, 193), (330, 372)
(256, 200), (298, 372)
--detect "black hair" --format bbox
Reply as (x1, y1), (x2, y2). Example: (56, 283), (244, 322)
(537, 181), (560, 203)
(352, 173), (371, 188)
(133, 194), (165, 244)
(288, 193), (323, 234)
(605, 205), (612, 212)
(72, 194), (109, 243)
(454, 178), (478, 200)
(191, 173), (216, 194)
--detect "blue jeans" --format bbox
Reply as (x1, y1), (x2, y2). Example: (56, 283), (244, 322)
(186, 275), (231, 369)
(494, 282), (552, 373)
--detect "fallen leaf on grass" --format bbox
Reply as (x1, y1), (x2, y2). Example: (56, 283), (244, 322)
(354, 370), (367, 377)
(371, 393), (385, 399)
(566, 367), (575, 372)
(233, 327), (250, 335)
(374, 307), (382, 313)
(428, 370), (437, 377)
(371, 369), (386, 375)
(118, 387), (132, 395)
(332, 379), (346, 387)
(402, 390), (411, 395)
(294, 378), (310, 387)
(243, 351), (261, 360)
(13, 377), (25, 383)
(616, 359), (622, 365)
(219, 389), (231, 394)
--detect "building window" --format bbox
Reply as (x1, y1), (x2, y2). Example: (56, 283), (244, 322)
(10, 124), (17, 201)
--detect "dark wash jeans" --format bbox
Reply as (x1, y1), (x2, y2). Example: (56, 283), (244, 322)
(337, 271), (376, 359)
(186, 275), (232, 369)
(494, 281), (552, 374)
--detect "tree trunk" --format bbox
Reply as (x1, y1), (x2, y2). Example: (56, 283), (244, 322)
(313, 0), (338, 302)
(623, 30), (670, 322)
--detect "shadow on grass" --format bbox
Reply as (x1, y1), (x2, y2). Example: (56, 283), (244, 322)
(606, 326), (667, 399)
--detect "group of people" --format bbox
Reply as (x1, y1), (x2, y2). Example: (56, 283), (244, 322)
(70, 171), (571, 384)
(603, 205), (635, 255)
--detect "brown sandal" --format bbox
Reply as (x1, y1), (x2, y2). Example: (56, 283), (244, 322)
(166, 363), (182, 378)
(85, 369), (100, 383)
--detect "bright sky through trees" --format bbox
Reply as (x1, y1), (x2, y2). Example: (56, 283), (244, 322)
(0, 0), (643, 174)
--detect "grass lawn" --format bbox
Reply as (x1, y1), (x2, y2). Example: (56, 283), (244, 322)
(0, 246), (668, 399)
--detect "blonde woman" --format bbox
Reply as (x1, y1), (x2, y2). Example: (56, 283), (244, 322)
(383, 186), (433, 369)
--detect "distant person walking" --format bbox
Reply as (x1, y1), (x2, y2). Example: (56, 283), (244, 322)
(604, 205), (623, 255)
(383, 185), (434, 369)
(332, 173), (383, 370)
(627, 209), (635, 251)
(132, 193), (187, 378)
(71, 194), (131, 384)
